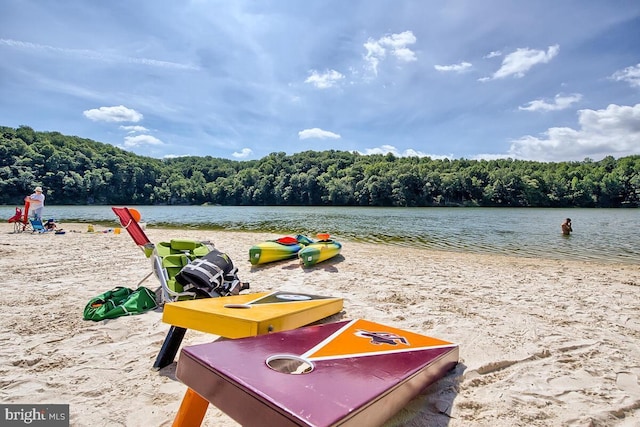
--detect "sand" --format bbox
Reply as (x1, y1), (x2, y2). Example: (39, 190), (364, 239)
(1, 222), (639, 427)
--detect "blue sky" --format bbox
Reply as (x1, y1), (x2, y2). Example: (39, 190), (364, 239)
(2, 1), (639, 162)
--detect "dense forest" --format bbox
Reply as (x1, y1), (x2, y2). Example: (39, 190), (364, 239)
(1, 125), (638, 207)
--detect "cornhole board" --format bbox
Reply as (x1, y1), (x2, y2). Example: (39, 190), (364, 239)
(154, 291), (343, 369)
(174, 319), (459, 427)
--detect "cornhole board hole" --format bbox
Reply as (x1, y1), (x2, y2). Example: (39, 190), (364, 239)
(154, 291), (344, 369)
(174, 319), (459, 427)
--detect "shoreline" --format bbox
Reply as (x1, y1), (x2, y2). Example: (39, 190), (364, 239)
(1, 223), (639, 426)
(3, 205), (638, 266)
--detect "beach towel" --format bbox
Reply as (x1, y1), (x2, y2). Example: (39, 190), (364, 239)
(83, 286), (157, 321)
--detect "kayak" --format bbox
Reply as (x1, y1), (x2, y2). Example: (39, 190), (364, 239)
(298, 234), (342, 267)
(250, 235), (313, 265)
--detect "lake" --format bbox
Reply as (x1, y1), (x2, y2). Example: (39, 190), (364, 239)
(2, 205), (638, 264)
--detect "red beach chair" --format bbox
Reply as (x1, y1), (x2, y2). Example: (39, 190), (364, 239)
(8, 201), (31, 233)
(112, 206), (152, 251)
(112, 206), (156, 286)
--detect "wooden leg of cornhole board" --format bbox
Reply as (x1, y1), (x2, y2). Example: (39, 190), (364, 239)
(153, 326), (187, 370)
(171, 388), (209, 427)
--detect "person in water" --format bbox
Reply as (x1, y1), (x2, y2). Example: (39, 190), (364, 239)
(561, 218), (572, 235)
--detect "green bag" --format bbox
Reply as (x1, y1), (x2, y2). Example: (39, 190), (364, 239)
(83, 286), (157, 321)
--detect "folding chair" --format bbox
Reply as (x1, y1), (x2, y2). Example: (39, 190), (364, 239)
(113, 206), (250, 369)
(30, 219), (46, 233)
(112, 207), (214, 303)
(8, 202), (32, 233)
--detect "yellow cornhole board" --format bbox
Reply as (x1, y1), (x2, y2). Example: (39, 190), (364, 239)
(162, 291), (344, 338)
(154, 291), (343, 370)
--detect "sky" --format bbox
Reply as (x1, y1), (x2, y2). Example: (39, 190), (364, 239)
(1, 0), (640, 163)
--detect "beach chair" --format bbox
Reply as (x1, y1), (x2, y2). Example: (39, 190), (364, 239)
(7, 202), (31, 233)
(112, 206), (215, 303)
(30, 218), (46, 233)
(112, 206), (250, 370)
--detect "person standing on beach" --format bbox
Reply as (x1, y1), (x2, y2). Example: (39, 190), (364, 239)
(561, 218), (572, 235)
(26, 186), (45, 220)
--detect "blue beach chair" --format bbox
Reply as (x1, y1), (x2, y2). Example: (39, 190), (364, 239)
(30, 219), (46, 233)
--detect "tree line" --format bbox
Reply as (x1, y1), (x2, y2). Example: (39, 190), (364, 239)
(1, 125), (638, 208)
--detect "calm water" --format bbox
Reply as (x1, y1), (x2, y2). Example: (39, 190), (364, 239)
(2, 205), (638, 264)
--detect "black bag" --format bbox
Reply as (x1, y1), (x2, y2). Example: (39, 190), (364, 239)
(175, 248), (249, 297)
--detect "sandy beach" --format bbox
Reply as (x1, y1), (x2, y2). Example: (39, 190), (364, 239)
(1, 222), (639, 426)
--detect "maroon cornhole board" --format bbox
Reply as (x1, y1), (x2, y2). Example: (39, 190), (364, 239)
(176, 319), (459, 427)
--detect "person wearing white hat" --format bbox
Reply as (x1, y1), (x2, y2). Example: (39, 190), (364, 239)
(26, 186), (45, 221)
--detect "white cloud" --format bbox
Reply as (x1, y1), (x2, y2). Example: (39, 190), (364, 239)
(232, 148), (253, 158)
(434, 61), (472, 73)
(391, 47), (417, 62)
(363, 40), (385, 75)
(298, 128), (341, 140)
(163, 154), (189, 159)
(123, 134), (163, 147)
(509, 103), (640, 161)
(610, 63), (640, 88)
(360, 144), (451, 159)
(484, 51), (502, 59)
(0, 38), (199, 70)
(119, 125), (148, 133)
(486, 44), (559, 80)
(519, 93), (582, 112)
(380, 31), (417, 61)
(305, 69), (345, 89)
(364, 30), (417, 75)
(83, 105), (143, 122)
(471, 153), (513, 161)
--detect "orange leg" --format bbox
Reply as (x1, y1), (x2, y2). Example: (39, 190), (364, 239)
(172, 388), (209, 427)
